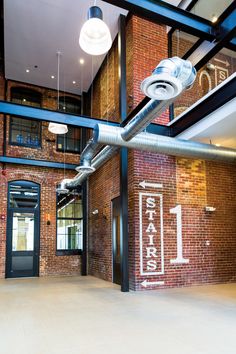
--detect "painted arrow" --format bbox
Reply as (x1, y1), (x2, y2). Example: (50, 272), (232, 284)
(141, 280), (165, 288)
(214, 58), (230, 67)
(139, 181), (163, 189)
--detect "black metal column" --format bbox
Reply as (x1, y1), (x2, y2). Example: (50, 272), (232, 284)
(118, 15), (129, 292)
(81, 126), (88, 276)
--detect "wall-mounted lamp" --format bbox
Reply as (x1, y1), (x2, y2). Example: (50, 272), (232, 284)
(46, 213), (51, 225)
(92, 209), (99, 215)
(206, 63), (215, 71)
(79, 6), (112, 56)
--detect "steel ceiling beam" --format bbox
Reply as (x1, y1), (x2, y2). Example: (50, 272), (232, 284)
(102, 0), (216, 40)
(0, 156), (77, 170)
(0, 101), (118, 129)
(184, 4), (236, 70)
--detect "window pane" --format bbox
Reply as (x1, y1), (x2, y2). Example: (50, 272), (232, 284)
(12, 212), (34, 251)
(11, 87), (41, 107)
(56, 192), (83, 251)
(10, 117), (41, 147)
(59, 97), (81, 114)
(189, 0), (233, 22)
(57, 219), (83, 250)
(9, 181), (39, 209)
(57, 126), (81, 153)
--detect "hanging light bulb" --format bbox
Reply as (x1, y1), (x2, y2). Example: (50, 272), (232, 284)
(48, 52), (68, 135)
(79, 6), (112, 56)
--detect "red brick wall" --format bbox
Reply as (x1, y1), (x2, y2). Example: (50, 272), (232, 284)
(88, 154), (120, 281)
(1, 79), (81, 164)
(0, 164), (81, 278)
(90, 40), (120, 123)
(128, 152), (236, 290)
(127, 16), (169, 125)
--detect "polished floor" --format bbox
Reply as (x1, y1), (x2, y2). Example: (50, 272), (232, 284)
(0, 276), (236, 354)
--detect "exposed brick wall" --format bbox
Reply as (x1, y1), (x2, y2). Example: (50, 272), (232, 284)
(88, 154), (120, 281)
(127, 16), (169, 125)
(90, 40), (120, 123)
(0, 164), (81, 278)
(128, 152), (236, 290)
(2, 80), (82, 164)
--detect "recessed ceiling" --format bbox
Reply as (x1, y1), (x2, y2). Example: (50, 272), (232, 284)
(4, 0), (127, 95)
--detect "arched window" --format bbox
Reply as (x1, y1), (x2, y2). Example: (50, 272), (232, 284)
(10, 87), (42, 148)
(11, 87), (42, 107)
(8, 180), (40, 209)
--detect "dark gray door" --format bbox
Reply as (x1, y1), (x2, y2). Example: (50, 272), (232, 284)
(6, 181), (40, 278)
(112, 197), (121, 285)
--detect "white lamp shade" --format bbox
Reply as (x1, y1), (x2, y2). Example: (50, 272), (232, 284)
(48, 122), (68, 134)
(79, 17), (112, 56)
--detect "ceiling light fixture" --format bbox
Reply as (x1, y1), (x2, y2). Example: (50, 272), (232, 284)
(211, 14), (218, 23)
(72, 81), (76, 84)
(51, 75), (55, 79)
(79, 4), (112, 56)
(26, 69), (30, 73)
(48, 52), (68, 135)
(79, 58), (85, 65)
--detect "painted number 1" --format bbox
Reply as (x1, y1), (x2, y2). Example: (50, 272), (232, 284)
(170, 205), (189, 265)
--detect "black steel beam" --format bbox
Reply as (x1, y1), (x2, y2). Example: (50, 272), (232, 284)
(118, 15), (129, 292)
(102, 0), (216, 40)
(0, 156), (77, 170)
(184, 3), (236, 70)
(170, 74), (236, 137)
(0, 100), (119, 129)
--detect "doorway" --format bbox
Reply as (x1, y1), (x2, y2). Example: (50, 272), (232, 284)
(112, 197), (121, 285)
(6, 181), (40, 278)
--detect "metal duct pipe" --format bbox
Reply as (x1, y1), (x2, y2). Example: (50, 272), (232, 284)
(66, 145), (119, 188)
(61, 57), (197, 190)
(76, 138), (101, 173)
(121, 57), (196, 141)
(94, 124), (236, 164)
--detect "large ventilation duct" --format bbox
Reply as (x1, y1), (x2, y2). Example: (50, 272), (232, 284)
(94, 124), (236, 164)
(121, 57), (196, 141)
(58, 57), (197, 190)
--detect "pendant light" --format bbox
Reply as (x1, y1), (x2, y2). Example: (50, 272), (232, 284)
(48, 52), (68, 134)
(79, 5), (112, 56)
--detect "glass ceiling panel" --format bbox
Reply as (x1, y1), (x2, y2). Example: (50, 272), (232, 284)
(190, 0), (234, 22)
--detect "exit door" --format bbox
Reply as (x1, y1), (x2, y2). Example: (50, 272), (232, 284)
(6, 181), (40, 278)
(112, 197), (121, 285)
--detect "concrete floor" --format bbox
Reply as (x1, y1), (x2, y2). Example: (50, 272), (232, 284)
(0, 277), (236, 354)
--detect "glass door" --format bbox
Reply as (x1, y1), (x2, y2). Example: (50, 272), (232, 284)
(6, 181), (40, 278)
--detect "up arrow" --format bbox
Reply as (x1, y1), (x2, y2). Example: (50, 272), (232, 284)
(141, 280), (165, 288)
(139, 181), (163, 189)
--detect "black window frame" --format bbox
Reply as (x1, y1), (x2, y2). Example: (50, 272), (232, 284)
(10, 87), (42, 148)
(56, 125), (81, 154)
(56, 193), (83, 256)
(9, 116), (42, 149)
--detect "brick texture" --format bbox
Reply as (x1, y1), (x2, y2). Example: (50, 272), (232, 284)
(0, 164), (81, 278)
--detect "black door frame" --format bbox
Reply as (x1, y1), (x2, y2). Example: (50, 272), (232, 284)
(5, 181), (40, 278)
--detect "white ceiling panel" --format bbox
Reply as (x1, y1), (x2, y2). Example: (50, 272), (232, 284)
(4, 0), (127, 95)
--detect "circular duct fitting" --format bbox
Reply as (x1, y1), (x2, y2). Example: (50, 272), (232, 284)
(141, 74), (182, 100)
(56, 187), (69, 194)
(75, 165), (96, 173)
